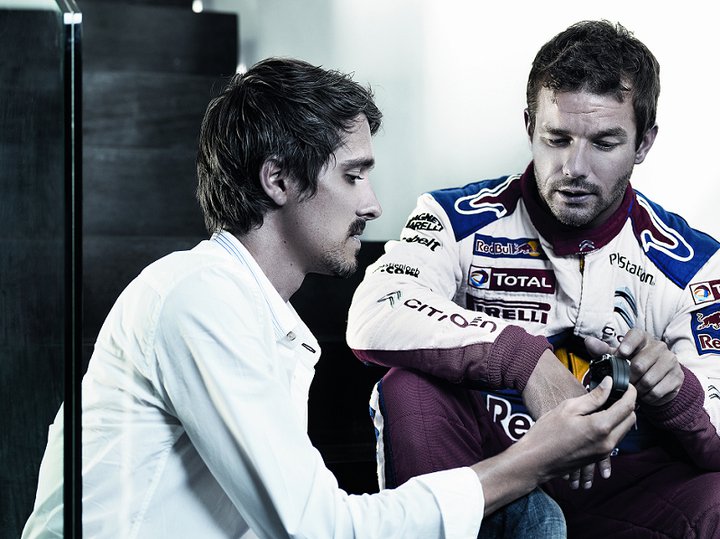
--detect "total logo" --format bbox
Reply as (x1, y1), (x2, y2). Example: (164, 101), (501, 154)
(689, 279), (720, 305)
(468, 266), (556, 294)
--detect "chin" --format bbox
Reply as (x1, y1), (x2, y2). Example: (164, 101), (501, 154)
(320, 251), (358, 279)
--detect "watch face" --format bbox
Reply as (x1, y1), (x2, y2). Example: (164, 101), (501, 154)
(589, 354), (629, 407)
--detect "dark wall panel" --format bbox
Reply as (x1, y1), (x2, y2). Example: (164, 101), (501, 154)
(83, 147), (205, 236)
(80, 1), (238, 354)
(83, 72), (224, 149)
(81, 1), (236, 76)
(0, 8), (67, 536)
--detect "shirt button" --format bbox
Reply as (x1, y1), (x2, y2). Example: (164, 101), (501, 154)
(287, 331), (296, 341)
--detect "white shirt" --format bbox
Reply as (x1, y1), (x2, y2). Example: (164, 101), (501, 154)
(23, 231), (483, 538)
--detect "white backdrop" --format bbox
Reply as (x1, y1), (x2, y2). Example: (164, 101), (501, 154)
(207, 0), (719, 241)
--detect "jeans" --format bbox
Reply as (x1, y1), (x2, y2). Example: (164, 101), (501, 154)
(478, 488), (566, 538)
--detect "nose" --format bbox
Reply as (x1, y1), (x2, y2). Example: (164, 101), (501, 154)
(562, 142), (590, 179)
(358, 179), (382, 221)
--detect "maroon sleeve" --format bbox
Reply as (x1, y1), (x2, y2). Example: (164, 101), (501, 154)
(641, 366), (720, 470)
(352, 325), (551, 391)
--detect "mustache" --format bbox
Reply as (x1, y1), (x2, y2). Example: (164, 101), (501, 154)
(552, 177), (600, 194)
(349, 219), (366, 236)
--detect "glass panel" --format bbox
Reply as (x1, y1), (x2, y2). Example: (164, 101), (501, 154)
(0, 0), (81, 536)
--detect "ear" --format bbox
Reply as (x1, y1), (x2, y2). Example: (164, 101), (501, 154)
(523, 108), (533, 141)
(634, 124), (658, 164)
(259, 158), (289, 206)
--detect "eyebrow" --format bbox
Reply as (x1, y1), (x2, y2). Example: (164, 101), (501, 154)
(542, 125), (628, 140)
(340, 157), (376, 170)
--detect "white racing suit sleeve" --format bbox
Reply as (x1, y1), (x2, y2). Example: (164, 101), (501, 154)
(347, 193), (551, 391)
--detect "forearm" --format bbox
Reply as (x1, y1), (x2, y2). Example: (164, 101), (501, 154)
(471, 441), (542, 515)
(522, 348), (587, 419)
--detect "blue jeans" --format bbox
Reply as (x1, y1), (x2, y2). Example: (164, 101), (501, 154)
(478, 488), (566, 538)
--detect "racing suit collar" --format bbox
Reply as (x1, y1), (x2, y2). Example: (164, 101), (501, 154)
(520, 162), (635, 256)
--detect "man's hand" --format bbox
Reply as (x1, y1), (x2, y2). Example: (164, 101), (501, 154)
(585, 330), (683, 407)
(474, 378), (637, 515)
(522, 348), (611, 489)
(521, 377), (637, 481)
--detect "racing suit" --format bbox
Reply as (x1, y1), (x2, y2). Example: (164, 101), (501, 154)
(347, 163), (720, 537)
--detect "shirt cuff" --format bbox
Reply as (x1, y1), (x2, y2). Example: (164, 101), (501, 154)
(415, 467), (484, 539)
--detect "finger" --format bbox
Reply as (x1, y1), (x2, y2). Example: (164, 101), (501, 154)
(617, 329), (648, 359)
(592, 383), (636, 429)
(584, 335), (612, 357)
(602, 385), (638, 442)
(638, 366), (683, 406)
(633, 353), (679, 402)
(627, 341), (666, 383)
(580, 463), (596, 489)
(598, 455), (612, 480)
(570, 469), (581, 490)
(570, 376), (612, 415)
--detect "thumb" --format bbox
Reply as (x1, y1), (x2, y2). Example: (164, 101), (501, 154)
(585, 335), (612, 358)
(572, 376), (612, 414)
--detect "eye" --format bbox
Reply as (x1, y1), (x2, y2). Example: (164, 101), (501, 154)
(593, 141), (619, 152)
(345, 172), (365, 183)
(543, 136), (569, 148)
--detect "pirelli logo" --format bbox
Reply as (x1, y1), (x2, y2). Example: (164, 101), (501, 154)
(466, 295), (551, 325)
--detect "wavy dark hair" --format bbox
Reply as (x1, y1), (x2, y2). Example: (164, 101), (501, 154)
(526, 20), (660, 148)
(197, 58), (382, 235)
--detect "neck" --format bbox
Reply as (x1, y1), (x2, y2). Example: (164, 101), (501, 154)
(233, 224), (306, 302)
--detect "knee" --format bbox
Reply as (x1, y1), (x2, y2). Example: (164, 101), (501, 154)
(689, 481), (720, 537)
(379, 368), (441, 416)
(482, 489), (566, 539)
(522, 489), (567, 536)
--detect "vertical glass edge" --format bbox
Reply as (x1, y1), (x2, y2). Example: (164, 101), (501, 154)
(60, 0), (82, 537)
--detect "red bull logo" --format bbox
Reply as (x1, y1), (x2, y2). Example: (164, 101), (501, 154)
(697, 310), (720, 331)
(473, 234), (546, 259)
(692, 305), (720, 355)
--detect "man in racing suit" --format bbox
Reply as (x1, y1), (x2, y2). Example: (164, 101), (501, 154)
(347, 20), (720, 537)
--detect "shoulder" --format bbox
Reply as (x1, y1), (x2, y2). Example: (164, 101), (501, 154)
(123, 241), (262, 330)
(629, 190), (720, 288)
(427, 174), (523, 241)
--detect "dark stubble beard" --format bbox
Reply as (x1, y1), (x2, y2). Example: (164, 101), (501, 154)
(543, 165), (634, 228)
(320, 218), (366, 279)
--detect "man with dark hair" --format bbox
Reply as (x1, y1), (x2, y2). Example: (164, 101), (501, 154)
(348, 20), (720, 537)
(23, 57), (635, 538)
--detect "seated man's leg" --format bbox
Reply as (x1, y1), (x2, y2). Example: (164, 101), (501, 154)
(372, 367), (565, 538)
(545, 446), (720, 538)
(372, 367), (511, 488)
(479, 488), (566, 539)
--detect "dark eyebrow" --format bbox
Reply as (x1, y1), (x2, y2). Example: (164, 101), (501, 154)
(593, 127), (628, 140)
(341, 157), (375, 170)
(541, 125), (628, 140)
